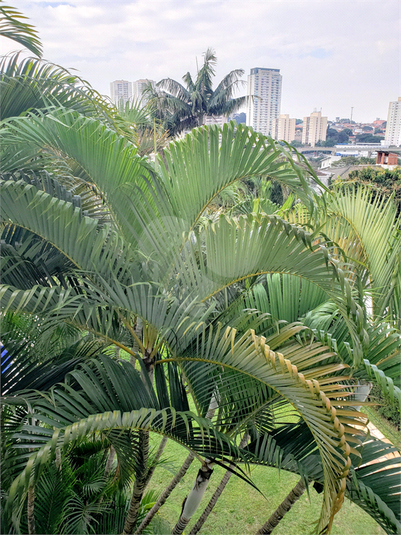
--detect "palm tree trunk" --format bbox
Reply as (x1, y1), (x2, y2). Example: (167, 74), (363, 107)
(171, 461), (214, 535)
(134, 452), (195, 535)
(188, 433), (249, 535)
(143, 435), (168, 488)
(55, 447), (61, 470)
(27, 416), (36, 535)
(104, 445), (116, 479)
(122, 430), (150, 534)
(255, 478), (306, 535)
(123, 342), (157, 535)
(135, 398), (218, 534)
(27, 486), (36, 535)
(187, 465), (229, 535)
(170, 394), (219, 534)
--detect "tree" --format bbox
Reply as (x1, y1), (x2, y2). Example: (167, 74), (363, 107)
(324, 127), (349, 145)
(355, 133), (384, 143)
(3, 111), (401, 533)
(1, 39), (400, 535)
(290, 139), (303, 147)
(334, 166), (401, 217)
(337, 130), (349, 143)
(116, 98), (170, 156)
(146, 48), (246, 136)
(323, 138), (336, 147)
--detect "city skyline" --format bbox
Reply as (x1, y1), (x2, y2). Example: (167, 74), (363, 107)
(1, 0), (399, 123)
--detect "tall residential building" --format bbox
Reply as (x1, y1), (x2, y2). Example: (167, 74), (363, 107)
(110, 80), (132, 107)
(203, 114), (229, 128)
(272, 114), (296, 143)
(302, 111), (328, 145)
(246, 68), (282, 136)
(385, 97), (401, 146)
(132, 79), (155, 103)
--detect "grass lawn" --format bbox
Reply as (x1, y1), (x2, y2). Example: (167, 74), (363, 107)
(364, 406), (400, 448)
(148, 437), (386, 535)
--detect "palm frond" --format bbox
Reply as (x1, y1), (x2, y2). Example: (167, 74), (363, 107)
(5, 362), (247, 521)
(163, 323), (368, 533)
(0, 3), (42, 56)
(157, 78), (191, 102)
(0, 53), (116, 122)
(1, 311), (106, 394)
(1, 108), (154, 239)
(322, 187), (400, 322)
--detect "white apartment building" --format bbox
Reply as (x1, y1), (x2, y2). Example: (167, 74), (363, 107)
(272, 114), (296, 143)
(132, 79), (155, 103)
(203, 114), (229, 127)
(110, 80), (132, 107)
(385, 97), (401, 146)
(302, 111), (328, 145)
(246, 68), (282, 136)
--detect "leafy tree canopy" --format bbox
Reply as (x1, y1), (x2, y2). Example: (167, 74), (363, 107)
(333, 166), (401, 215)
(355, 133), (384, 143)
(324, 127), (349, 145)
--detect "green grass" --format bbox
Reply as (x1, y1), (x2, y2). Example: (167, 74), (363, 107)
(148, 437), (386, 535)
(365, 406), (401, 449)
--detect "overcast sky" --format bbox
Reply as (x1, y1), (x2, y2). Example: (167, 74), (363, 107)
(2, 0), (400, 122)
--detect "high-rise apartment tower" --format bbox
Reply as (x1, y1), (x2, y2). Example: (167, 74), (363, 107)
(302, 111), (327, 145)
(385, 97), (401, 147)
(246, 68), (282, 136)
(272, 114), (296, 143)
(132, 79), (155, 103)
(110, 80), (132, 107)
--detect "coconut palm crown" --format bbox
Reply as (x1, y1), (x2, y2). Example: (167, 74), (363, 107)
(147, 48), (246, 136)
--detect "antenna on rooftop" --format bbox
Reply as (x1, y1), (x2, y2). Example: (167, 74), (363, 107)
(351, 107), (354, 123)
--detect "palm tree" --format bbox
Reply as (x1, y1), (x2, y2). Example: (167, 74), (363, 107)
(147, 48), (246, 136)
(1, 51), (400, 535)
(2, 109), (397, 531)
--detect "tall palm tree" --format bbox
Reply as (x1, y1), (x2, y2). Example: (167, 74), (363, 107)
(147, 48), (246, 136)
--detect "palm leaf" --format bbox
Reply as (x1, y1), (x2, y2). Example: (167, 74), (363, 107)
(247, 424), (401, 535)
(5, 362), (247, 520)
(1, 108), (154, 240)
(347, 438), (401, 533)
(322, 187), (400, 322)
(161, 323), (368, 533)
(0, 53), (116, 122)
(0, 3), (42, 56)
(1, 311), (106, 395)
(0, 178), (138, 283)
(172, 213), (365, 363)
(305, 304), (401, 407)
